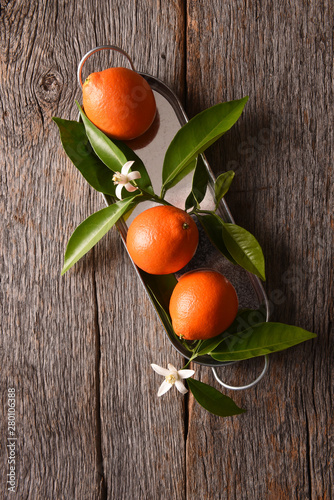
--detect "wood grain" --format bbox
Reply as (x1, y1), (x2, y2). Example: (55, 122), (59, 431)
(0, 1), (188, 498)
(186, 0), (333, 498)
(92, 2), (188, 498)
(0, 1), (102, 498)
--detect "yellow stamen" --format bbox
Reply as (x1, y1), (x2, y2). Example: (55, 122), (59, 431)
(166, 374), (177, 385)
(112, 172), (122, 183)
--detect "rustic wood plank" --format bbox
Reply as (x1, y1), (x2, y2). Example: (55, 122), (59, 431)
(89, 2), (188, 499)
(0, 1), (189, 498)
(1, 0), (332, 499)
(186, 0), (333, 499)
(0, 1), (104, 498)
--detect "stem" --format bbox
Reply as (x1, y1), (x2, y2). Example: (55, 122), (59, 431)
(182, 359), (192, 369)
(182, 340), (205, 369)
(193, 340), (204, 353)
(152, 195), (172, 206)
(192, 209), (216, 216)
(139, 188), (172, 206)
(183, 353), (197, 369)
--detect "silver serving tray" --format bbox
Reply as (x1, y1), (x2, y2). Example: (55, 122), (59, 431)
(99, 74), (270, 367)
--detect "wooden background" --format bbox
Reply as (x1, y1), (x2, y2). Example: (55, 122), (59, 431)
(1, 1), (333, 499)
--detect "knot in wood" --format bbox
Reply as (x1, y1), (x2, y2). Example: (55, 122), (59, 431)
(37, 70), (62, 104)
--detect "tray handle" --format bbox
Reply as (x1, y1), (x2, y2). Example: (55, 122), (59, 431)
(77, 45), (136, 87)
(211, 355), (269, 391)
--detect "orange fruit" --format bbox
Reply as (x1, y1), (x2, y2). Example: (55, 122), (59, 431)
(126, 205), (199, 275)
(82, 67), (156, 140)
(169, 270), (238, 340)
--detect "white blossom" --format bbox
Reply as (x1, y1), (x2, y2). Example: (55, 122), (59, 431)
(113, 161), (141, 199)
(151, 363), (195, 397)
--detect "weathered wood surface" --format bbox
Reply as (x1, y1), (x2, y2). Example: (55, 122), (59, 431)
(186, 1), (333, 499)
(93, 6), (187, 499)
(0, 1), (332, 500)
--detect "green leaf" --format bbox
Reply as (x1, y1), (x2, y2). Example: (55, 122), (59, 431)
(144, 273), (196, 353)
(214, 170), (235, 208)
(52, 117), (116, 196)
(76, 101), (125, 171)
(196, 213), (238, 265)
(76, 102), (154, 195)
(196, 308), (267, 356)
(197, 214), (265, 279)
(144, 273), (179, 340)
(143, 272), (178, 312)
(162, 97), (249, 193)
(211, 322), (317, 362)
(62, 196), (139, 274)
(221, 222), (266, 280)
(146, 284), (174, 332)
(187, 378), (246, 417)
(185, 155), (209, 211)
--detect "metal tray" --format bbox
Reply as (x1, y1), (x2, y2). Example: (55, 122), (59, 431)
(78, 46), (270, 388)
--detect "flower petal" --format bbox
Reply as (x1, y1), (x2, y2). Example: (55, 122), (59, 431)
(125, 182), (138, 193)
(178, 369), (195, 379)
(158, 380), (172, 397)
(168, 363), (177, 373)
(151, 364), (170, 376)
(127, 171), (141, 181)
(115, 184), (123, 200)
(175, 380), (188, 395)
(121, 160), (135, 175)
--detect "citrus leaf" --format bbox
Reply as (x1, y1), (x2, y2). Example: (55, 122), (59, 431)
(185, 155), (209, 211)
(211, 322), (317, 361)
(214, 170), (235, 208)
(196, 213), (237, 265)
(76, 102), (154, 194)
(162, 97), (249, 193)
(162, 158), (197, 196)
(187, 378), (246, 417)
(196, 308), (267, 356)
(52, 117), (116, 196)
(221, 222), (266, 280)
(62, 196), (139, 274)
(144, 273), (179, 341)
(144, 274), (195, 353)
(76, 101), (126, 171)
